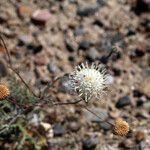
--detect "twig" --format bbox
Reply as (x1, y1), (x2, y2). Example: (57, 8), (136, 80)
(0, 34), (12, 65)
(83, 105), (114, 126)
(0, 34), (38, 98)
(53, 99), (82, 106)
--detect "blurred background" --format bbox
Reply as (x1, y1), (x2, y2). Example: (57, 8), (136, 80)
(0, 0), (150, 150)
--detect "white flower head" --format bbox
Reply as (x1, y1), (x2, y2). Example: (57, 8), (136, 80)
(70, 62), (108, 102)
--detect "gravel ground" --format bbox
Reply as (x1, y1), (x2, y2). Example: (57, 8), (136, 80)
(0, 0), (150, 150)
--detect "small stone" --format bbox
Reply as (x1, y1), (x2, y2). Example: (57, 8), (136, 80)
(139, 77), (150, 97)
(77, 5), (99, 17)
(86, 48), (99, 61)
(58, 74), (73, 93)
(99, 122), (111, 131)
(133, 89), (143, 97)
(18, 35), (32, 46)
(112, 68), (122, 76)
(18, 5), (32, 18)
(27, 44), (43, 54)
(116, 96), (131, 108)
(68, 121), (80, 132)
(82, 136), (99, 150)
(65, 40), (77, 52)
(53, 124), (65, 136)
(32, 9), (51, 24)
(47, 63), (59, 74)
(79, 41), (91, 50)
(34, 55), (48, 66)
(135, 131), (145, 143)
(40, 122), (54, 138)
(0, 60), (7, 77)
(74, 26), (85, 36)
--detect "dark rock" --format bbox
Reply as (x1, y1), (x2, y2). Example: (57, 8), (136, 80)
(129, 48), (145, 60)
(74, 26), (85, 36)
(68, 55), (76, 62)
(82, 136), (99, 150)
(79, 41), (91, 50)
(27, 44), (43, 54)
(77, 6), (99, 17)
(132, 0), (150, 15)
(47, 63), (59, 74)
(53, 124), (65, 136)
(0, 60), (7, 77)
(136, 98), (145, 107)
(99, 122), (111, 131)
(127, 26), (136, 36)
(116, 96), (131, 108)
(97, 0), (106, 6)
(65, 40), (76, 52)
(133, 89), (143, 97)
(58, 74), (73, 93)
(112, 68), (122, 76)
(93, 20), (104, 28)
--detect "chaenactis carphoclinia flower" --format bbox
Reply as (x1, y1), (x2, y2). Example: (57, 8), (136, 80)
(70, 62), (108, 102)
(0, 84), (10, 100)
(113, 118), (129, 136)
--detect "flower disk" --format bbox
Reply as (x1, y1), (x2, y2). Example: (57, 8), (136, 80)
(70, 63), (108, 102)
(0, 84), (10, 100)
(113, 118), (129, 136)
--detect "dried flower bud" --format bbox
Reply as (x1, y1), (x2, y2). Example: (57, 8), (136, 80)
(0, 84), (10, 100)
(113, 118), (129, 136)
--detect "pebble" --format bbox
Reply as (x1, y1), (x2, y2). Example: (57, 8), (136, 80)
(99, 122), (111, 131)
(86, 48), (99, 62)
(65, 40), (77, 52)
(40, 122), (54, 138)
(34, 55), (48, 66)
(116, 96), (131, 108)
(135, 131), (145, 143)
(68, 121), (80, 132)
(58, 74), (73, 94)
(79, 41), (91, 50)
(139, 77), (150, 98)
(53, 124), (65, 136)
(18, 35), (32, 46)
(47, 63), (59, 74)
(77, 5), (99, 17)
(0, 60), (7, 77)
(18, 5), (32, 18)
(27, 44), (43, 54)
(112, 68), (122, 76)
(74, 26), (85, 36)
(82, 136), (99, 150)
(133, 89), (143, 97)
(31, 9), (51, 24)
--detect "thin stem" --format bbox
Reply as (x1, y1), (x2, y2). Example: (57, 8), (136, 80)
(0, 34), (12, 65)
(53, 99), (82, 106)
(0, 34), (38, 98)
(10, 67), (38, 98)
(83, 105), (114, 126)
(104, 46), (118, 61)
